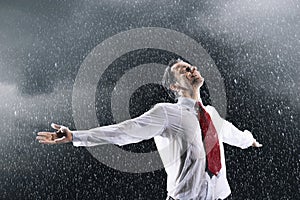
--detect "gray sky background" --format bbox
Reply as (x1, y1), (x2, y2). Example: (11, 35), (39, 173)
(0, 0), (299, 199)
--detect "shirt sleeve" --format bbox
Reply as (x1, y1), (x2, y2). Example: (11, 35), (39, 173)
(220, 121), (254, 149)
(206, 105), (254, 149)
(72, 103), (167, 147)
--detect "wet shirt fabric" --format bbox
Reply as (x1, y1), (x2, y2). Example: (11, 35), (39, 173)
(72, 97), (254, 200)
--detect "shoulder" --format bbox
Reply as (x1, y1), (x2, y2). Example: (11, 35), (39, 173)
(150, 102), (179, 114)
(205, 105), (221, 118)
(205, 105), (217, 112)
(153, 102), (177, 109)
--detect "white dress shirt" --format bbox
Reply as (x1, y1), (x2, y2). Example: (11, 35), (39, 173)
(72, 97), (254, 200)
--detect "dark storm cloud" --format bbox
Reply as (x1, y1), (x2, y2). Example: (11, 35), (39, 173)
(0, 0), (74, 86)
(0, 0), (189, 94)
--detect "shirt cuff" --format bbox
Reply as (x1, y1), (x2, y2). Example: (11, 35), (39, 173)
(241, 130), (255, 149)
(71, 130), (87, 147)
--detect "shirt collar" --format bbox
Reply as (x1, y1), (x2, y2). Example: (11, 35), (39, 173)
(177, 97), (203, 108)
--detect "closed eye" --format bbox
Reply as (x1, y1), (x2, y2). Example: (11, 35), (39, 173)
(179, 66), (191, 74)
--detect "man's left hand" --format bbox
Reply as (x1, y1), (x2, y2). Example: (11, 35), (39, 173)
(252, 139), (263, 147)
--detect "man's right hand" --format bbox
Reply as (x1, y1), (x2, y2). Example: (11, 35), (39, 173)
(36, 123), (73, 144)
(252, 139), (263, 148)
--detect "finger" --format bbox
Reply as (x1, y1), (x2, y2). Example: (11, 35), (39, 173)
(59, 125), (69, 133)
(36, 136), (49, 140)
(37, 132), (55, 136)
(257, 143), (263, 147)
(36, 135), (55, 142)
(51, 123), (61, 130)
(254, 141), (263, 147)
(54, 137), (68, 144)
(39, 140), (57, 144)
(54, 137), (65, 142)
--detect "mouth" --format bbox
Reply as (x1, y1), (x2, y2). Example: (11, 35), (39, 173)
(190, 74), (200, 80)
(191, 75), (204, 84)
(184, 72), (203, 83)
(189, 76), (199, 84)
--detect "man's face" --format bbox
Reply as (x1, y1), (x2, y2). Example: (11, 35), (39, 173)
(170, 61), (204, 91)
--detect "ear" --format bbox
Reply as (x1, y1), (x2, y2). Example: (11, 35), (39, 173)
(170, 83), (179, 92)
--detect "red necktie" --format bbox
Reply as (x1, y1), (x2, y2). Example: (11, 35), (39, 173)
(196, 101), (222, 176)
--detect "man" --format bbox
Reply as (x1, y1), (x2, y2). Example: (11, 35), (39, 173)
(37, 59), (262, 200)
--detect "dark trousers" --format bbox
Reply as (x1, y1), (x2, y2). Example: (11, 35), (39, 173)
(168, 197), (224, 200)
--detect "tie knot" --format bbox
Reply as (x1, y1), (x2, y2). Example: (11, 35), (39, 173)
(195, 101), (205, 111)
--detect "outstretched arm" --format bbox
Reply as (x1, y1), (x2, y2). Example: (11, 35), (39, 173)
(206, 105), (262, 149)
(221, 122), (262, 148)
(36, 104), (167, 147)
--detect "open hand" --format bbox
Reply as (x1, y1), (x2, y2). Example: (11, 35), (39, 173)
(36, 123), (73, 144)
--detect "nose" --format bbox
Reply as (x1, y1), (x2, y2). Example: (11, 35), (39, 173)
(186, 66), (197, 73)
(192, 66), (197, 71)
(190, 66), (197, 73)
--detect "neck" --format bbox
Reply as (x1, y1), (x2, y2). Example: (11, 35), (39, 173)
(180, 88), (201, 101)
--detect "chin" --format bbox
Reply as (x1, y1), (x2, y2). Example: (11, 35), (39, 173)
(193, 78), (203, 86)
(196, 79), (204, 88)
(199, 78), (204, 86)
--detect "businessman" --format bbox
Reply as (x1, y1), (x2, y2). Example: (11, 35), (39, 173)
(37, 59), (262, 200)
